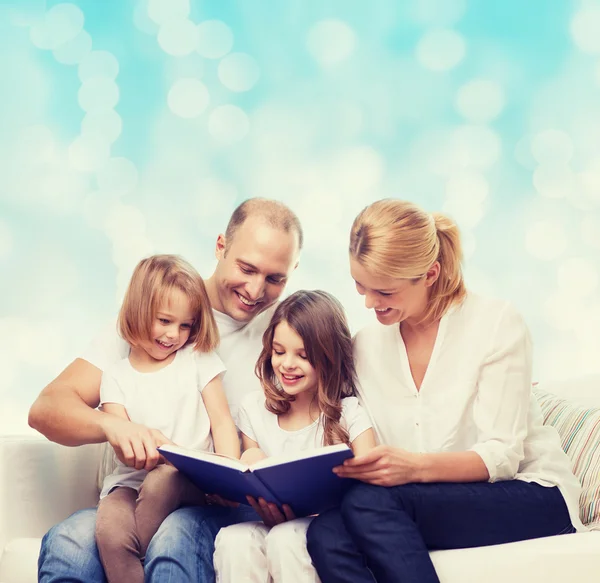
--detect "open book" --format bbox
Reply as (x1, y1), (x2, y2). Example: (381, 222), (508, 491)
(158, 443), (355, 517)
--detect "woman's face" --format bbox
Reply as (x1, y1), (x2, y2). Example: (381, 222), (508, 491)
(350, 256), (434, 326)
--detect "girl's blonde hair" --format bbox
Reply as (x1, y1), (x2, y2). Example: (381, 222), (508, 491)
(350, 199), (466, 323)
(119, 254), (218, 352)
(256, 290), (356, 447)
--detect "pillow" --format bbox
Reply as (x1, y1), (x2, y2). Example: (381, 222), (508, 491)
(535, 389), (600, 530)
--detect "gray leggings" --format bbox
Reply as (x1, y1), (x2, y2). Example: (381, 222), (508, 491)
(95, 464), (206, 583)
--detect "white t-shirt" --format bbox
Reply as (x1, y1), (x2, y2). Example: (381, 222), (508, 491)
(238, 391), (373, 456)
(80, 305), (275, 423)
(353, 292), (585, 532)
(99, 345), (225, 498)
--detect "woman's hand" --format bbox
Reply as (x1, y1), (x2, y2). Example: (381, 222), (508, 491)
(333, 445), (423, 487)
(246, 496), (296, 527)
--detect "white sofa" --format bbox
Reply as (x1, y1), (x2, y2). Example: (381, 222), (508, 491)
(1, 376), (599, 583)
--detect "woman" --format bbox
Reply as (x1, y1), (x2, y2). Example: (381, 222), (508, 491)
(306, 199), (584, 583)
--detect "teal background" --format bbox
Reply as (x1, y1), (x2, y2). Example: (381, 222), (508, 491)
(1, 0), (600, 434)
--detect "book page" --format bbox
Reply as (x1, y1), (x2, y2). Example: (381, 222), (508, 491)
(159, 445), (249, 471)
(249, 443), (352, 471)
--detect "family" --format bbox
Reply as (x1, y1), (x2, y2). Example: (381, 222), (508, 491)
(29, 197), (585, 583)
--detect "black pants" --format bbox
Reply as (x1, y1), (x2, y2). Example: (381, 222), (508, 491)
(307, 480), (575, 583)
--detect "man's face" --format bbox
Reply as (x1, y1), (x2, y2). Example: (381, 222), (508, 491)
(212, 217), (300, 322)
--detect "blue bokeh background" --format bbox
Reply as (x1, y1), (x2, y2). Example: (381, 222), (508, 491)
(1, 0), (600, 434)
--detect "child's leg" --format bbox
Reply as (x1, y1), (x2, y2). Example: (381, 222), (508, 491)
(135, 463), (206, 558)
(266, 518), (321, 583)
(213, 521), (271, 583)
(95, 486), (143, 583)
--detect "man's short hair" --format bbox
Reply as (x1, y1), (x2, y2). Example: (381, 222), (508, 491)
(224, 198), (304, 252)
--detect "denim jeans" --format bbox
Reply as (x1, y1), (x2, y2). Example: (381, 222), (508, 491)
(306, 480), (575, 583)
(38, 504), (259, 583)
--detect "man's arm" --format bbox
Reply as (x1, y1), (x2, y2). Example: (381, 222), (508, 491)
(28, 358), (108, 446)
(29, 358), (171, 471)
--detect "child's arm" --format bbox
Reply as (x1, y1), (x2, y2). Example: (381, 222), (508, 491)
(350, 428), (376, 457)
(202, 377), (241, 459)
(240, 432), (267, 465)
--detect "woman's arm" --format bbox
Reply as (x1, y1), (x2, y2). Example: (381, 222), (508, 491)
(202, 377), (241, 459)
(335, 446), (488, 486)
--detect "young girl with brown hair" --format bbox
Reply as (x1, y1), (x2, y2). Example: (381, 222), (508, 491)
(213, 289), (376, 583)
(95, 254), (240, 583)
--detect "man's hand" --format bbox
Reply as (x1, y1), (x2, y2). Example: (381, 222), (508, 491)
(246, 496), (295, 527)
(333, 445), (423, 487)
(100, 414), (173, 471)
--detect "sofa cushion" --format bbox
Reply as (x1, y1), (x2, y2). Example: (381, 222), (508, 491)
(0, 538), (40, 583)
(535, 389), (600, 530)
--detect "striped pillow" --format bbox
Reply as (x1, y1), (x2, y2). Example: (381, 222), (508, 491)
(535, 389), (600, 530)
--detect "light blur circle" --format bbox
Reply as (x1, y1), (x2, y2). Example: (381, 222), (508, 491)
(455, 79), (504, 123)
(582, 216), (600, 249)
(451, 125), (502, 169)
(331, 146), (384, 194)
(158, 19), (198, 56)
(133, 1), (159, 35)
(307, 19), (356, 67)
(168, 78), (210, 118)
(81, 110), (122, 144)
(78, 78), (120, 112)
(557, 257), (599, 298)
(533, 165), (575, 199)
(0, 220), (14, 260)
(416, 29), (466, 71)
(445, 171), (489, 205)
(196, 20), (234, 59)
(68, 136), (111, 172)
(78, 50), (120, 82)
(97, 157), (139, 195)
(531, 129), (573, 165)
(52, 30), (92, 65)
(525, 220), (567, 261)
(514, 135), (538, 170)
(147, 0), (190, 25)
(570, 6), (600, 54)
(29, 3), (84, 50)
(208, 105), (250, 143)
(409, 0), (466, 26)
(218, 53), (260, 92)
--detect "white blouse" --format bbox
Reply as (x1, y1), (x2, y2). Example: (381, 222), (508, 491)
(353, 292), (585, 532)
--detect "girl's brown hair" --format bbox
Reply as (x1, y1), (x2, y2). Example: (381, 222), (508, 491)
(118, 254), (218, 352)
(350, 199), (466, 323)
(256, 290), (356, 447)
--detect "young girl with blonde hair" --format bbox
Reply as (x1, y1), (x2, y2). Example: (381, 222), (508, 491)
(95, 254), (240, 583)
(213, 289), (376, 583)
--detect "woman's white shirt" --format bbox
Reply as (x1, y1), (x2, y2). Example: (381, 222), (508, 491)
(238, 392), (372, 457)
(353, 292), (585, 532)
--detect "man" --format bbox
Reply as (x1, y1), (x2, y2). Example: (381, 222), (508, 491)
(29, 198), (303, 582)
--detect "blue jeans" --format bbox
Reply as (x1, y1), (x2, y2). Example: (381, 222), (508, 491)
(38, 504), (259, 583)
(306, 480), (576, 583)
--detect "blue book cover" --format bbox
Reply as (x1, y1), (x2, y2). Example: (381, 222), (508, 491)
(158, 443), (354, 517)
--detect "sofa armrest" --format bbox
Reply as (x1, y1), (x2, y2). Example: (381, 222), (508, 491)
(0, 435), (103, 555)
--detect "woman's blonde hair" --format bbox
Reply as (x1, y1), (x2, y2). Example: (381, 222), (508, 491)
(118, 254), (218, 352)
(349, 199), (466, 323)
(256, 290), (356, 447)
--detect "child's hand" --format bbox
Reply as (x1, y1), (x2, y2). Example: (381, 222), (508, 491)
(240, 447), (267, 465)
(101, 415), (174, 471)
(205, 494), (239, 508)
(246, 496), (296, 527)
